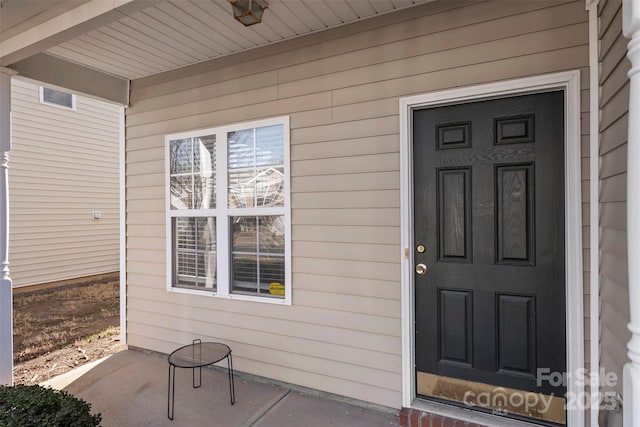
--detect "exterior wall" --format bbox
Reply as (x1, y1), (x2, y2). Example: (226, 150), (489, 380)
(9, 77), (121, 288)
(126, 0), (590, 408)
(598, 0), (631, 400)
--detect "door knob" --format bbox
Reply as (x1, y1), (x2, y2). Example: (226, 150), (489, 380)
(415, 263), (428, 275)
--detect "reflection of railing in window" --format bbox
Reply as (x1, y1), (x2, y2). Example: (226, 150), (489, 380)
(174, 217), (217, 290)
(230, 215), (284, 298)
(232, 255), (284, 296)
(229, 167), (284, 209)
(170, 185), (190, 210)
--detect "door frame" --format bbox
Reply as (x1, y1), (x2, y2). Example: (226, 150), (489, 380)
(399, 70), (584, 427)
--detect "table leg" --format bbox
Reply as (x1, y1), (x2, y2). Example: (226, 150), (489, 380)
(193, 365), (202, 389)
(193, 339), (202, 388)
(227, 352), (235, 405)
(168, 364), (176, 420)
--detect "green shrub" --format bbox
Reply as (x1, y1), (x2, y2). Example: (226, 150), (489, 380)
(0, 384), (101, 427)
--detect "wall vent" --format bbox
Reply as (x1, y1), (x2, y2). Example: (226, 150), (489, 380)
(40, 87), (76, 110)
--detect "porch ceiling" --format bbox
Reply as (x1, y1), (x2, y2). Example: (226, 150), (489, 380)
(1, 0), (434, 82)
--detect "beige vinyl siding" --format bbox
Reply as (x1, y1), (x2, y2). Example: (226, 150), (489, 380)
(598, 0), (631, 398)
(126, 0), (590, 408)
(9, 78), (120, 288)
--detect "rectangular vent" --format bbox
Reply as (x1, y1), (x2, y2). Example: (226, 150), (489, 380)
(40, 87), (76, 110)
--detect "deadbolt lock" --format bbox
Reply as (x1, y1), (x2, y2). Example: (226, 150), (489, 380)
(416, 244), (425, 253)
(415, 263), (428, 275)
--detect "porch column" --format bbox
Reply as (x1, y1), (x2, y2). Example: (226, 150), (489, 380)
(0, 67), (14, 386)
(623, 1), (640, 424)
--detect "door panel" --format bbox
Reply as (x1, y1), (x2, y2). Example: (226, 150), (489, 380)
(439, 289), (473, 366)
(413, 91), (566, 423)
(437, 167), (471, 262)
(496, 163), (535, 264)
(496, 293), (536, 375)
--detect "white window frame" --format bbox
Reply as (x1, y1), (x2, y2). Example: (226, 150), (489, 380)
(165, 116), (291, 305)
(39, 86), (76, 110)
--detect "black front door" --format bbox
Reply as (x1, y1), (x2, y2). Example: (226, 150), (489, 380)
(413, 91), (566, 423)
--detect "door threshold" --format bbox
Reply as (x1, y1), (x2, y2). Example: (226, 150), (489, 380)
(417, 372), (565, 425)
(410, 398), (554, 427)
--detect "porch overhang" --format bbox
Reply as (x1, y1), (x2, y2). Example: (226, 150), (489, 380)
(9, 54), (129, 105)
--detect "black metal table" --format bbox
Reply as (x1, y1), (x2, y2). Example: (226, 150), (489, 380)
(167, 339), (235, 420)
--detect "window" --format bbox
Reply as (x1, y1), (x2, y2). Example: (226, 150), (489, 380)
(166, 117), (290, 304)
(39, 87), (76, 110)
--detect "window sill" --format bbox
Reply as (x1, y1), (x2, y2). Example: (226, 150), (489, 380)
(167, 286), (291, 305)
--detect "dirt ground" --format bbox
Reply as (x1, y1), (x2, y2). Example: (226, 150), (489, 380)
(12, 277), (124, 385)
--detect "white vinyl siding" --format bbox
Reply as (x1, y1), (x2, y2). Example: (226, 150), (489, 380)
(125, 0), (590, 408)
(10, 78), (121, 288)
(598, 0), (630, 400)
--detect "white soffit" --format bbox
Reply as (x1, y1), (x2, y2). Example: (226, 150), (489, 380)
(44, 0), (432, 80)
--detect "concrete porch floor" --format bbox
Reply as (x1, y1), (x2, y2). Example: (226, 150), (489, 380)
(43, 349), (400, 427)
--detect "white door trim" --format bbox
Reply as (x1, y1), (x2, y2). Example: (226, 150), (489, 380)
(399, 70), (584, 427)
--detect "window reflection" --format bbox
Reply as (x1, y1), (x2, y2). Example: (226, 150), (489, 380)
(173, 217), (217, 291)
(170, 136), (216, 210)
(228, 125), (284, 209)
(231, 216), (285, 298)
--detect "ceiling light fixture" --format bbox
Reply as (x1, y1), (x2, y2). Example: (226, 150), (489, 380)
(228, 0), (268, 26)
